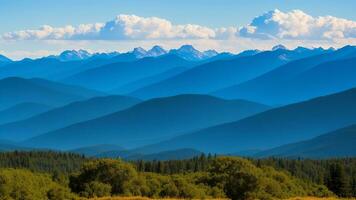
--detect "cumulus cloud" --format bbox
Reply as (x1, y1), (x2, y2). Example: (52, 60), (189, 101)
(2, 23), (103, 40)
(2, 10), (355, 43)
(2, 15), (217, 40)
(239, 9), (356, 40)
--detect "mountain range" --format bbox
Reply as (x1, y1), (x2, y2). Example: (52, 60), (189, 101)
(0, 54), (12, 67)
(214, 45), (356, 105)
(256, 124), (356, 158)
(62, 54), (194, 91)
(129, 47), (329, 99)
(0, 103), (53, 125)
(0, 45), (355, 159)
(48, 50), (93, 62)
(0, 77), (102, 110)
(136, 87), (356, 154)
(22, 95), (270, 150)
(0, 95), (141, 141)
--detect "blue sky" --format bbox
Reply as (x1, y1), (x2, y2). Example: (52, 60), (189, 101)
(1, 0), (356, 59)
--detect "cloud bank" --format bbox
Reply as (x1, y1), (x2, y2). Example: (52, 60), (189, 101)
(3, 15), (218, 40)
(239, 9), (356, 40)
(1, 9), (355, 60)
(2, 9), (356, 42)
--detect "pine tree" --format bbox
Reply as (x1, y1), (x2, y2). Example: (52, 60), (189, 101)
(327, 163), (350, 197)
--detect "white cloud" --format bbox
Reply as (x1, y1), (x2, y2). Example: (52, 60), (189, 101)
(2, 15), (217, 40)
(99, 15), (216, 39)
(239, 9), (356, 41)
(1, 10), (355, 59)
(3, 11), (355, 42)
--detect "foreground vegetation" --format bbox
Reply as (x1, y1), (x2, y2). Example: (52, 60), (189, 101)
(0, 151), (354, 199)
(131, 155), (356, 197)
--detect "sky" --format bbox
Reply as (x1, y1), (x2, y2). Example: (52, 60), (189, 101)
(1, 0), (356, 60)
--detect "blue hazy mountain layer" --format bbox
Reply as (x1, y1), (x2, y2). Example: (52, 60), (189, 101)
(130, 48), (328, 99)
(0, 77), (102, 110)
(111, 67), (188, 94)
(22, 95), (270, 150)
(256, 123), (356, 158)
(0, 102), (53, 125)
(62, 54), (194, 91)
(0, 95), (141, 141)
(214, 45), (356, 105)
(136, 88), (356, 154)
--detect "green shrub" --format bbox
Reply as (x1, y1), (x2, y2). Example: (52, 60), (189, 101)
(0, 168), (75, 200)
(70, 159), (137, 195)
(207, 157), (333, 200)
(80, 181), (111, 198)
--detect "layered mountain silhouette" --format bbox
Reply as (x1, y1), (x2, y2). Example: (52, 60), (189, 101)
(0, 45), (355, 157)
(63, 54), (194, 91)
(69, 144), (125, 157)
(0, 95), (141, 140)
(214, 45), (356, 105)
(256, 124), (356, 158)
(0, 46), (191, 81)
(0, 140), (32, 152)
(130, 48), (328, 99)
(137, 88), (356, 154)
(0, 103), (53, 125)
(0, 53), (137, 80)
(124, 148), (202, 161)
(0, 55), (12, 67)
(23, 95), (270, 150)
(111, 67), (188, 94)
(169, 45), (218, 61)
(48, 50), (92, 62)
(0, 77), (102, 110)
(0, 58), (82, 79)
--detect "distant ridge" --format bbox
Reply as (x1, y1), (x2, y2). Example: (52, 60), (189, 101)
(130, 47), (327, 99)
(214, 45), (356, 104)
(0, 95), (141, 140)
(0, 102), (53, 125)
(0, 77), (102, 110)
(0, 54), (12, 67)
(62, 54), (193, 91)
(137, 87), (356, 154)
(49, 49), (92, 61)
(169, 45), (218, 61)
(69, 144), (125, 157)
(125, 148), (203, 161)
(256, 124), (356, 158)
(23, 94), (270, 150)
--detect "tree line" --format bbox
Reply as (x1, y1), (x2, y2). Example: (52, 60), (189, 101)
(131, 155), (356, 197)
(0, 151), (354, 199)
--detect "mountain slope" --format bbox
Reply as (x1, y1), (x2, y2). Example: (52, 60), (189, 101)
(111, 67), (188, 94)
(69, 144), (125, 157)
(168, 45), (217, 61)
(281, 57), (356, 102)
(0, 95), (141, 141)
(0, 48), (154, 80)
(130, 48), (326, 99)
(63, 54), (193, 91)
(0, 58), (84, 80)
(0, 55), (12, 67)
(138, 88), (356, 154)
(214, 45), (356, 105)
(125, 148), (203, 161)
(23, 95), (270, 150)
(0, 77), (101, 110)
(0, 103), (53, 125)
(55, 50), (92, 61)
(256, 124), (356, 158)
(0, 141), (32, 152)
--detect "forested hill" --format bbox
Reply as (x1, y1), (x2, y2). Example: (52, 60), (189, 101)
(0, 151), (354, 198)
